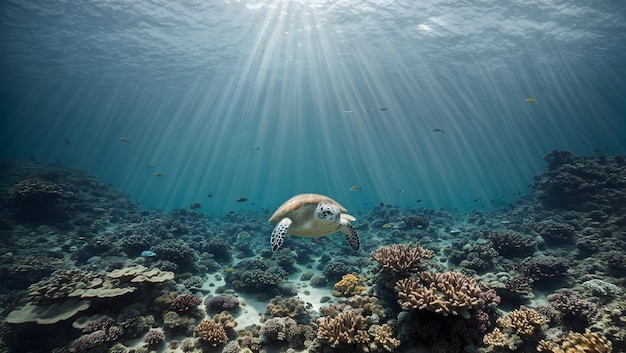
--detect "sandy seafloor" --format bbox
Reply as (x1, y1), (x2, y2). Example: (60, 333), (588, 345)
(0, 150), (625, 353)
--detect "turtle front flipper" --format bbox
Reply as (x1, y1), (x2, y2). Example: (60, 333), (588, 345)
(339, 219), (360, 251)
(271, 218), (292, 251)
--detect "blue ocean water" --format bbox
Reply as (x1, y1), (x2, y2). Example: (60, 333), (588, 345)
(1, 0), (625, 214)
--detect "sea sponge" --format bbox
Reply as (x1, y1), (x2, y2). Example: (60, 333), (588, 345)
(370, 242), (434, 274)
(194, 319), (228, 346)
(537, 330), (613, 353)
(396, 271), (485, 319)
(332, 273), (367, 297)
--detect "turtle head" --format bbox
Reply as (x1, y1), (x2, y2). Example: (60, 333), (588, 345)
(316, 202), (340, 222)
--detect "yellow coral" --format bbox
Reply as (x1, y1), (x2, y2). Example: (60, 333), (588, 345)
(483, 328), (510, 348)
(497, 309), (547, 337)
(537, 330), (613, 353)
(194, 319), (228, 346)
(332, 273), (366, 297)
(372, 324), (401, 352)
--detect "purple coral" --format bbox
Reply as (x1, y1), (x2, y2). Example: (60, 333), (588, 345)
(547, 289), (598, 329)
(170, 294), (202, 312)
(144, 329), (165, 345)
(205, 295), (240, 311)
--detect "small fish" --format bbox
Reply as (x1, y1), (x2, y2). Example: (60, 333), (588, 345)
(141, 250), (157, 257)
(526, 98), (536, 103)
(153, 172), (163, 177)
(118, 137), (132, 144)
(146, 163), (154, 169)
(380, 107), (388, 111)
(236, 197), (248, 202)
(366, 107), (375, 112)
(473, 197), (481, 202)
(223, 267), (234, 273)
(250, 146), (260, 150)
(343, 109), (354, 116)
(382, 223), (392, 228)
(63, 138), (71, 145)
(397, 189), (405, 193)
(432, 128), (445, 134)
(415, 199), (423, 203)
(207, 193), (213, 198)
(393, 221), (407, 229)
(350, 186), (362, 191)
(237, 231), (251, 239)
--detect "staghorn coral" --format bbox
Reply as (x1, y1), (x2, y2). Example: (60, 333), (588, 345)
(371, 323), (401, 351)
(497, 309), (547, 337)
(483, 308), (548, 351)
(370, 242), (434, 274)
(194, 319), (228, 346)
(317, 311), (368, 348)
(396, 271), (486, 319)
(332, 273), (367, 297)
(537, 330), (613, 353)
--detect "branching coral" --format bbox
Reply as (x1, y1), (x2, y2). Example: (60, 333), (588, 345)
(332, 273), (367, 297)
(396, 271), (485, 319)
(483, 308), (548, 351)
(370, 242), (434, 274)
(537, 330), (613, 353)
(497, 309), (547, 337)
(317, 311), (368, 348)
(194, 319), (228, 346)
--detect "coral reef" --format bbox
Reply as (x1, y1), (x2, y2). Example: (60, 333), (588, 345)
(396, 271), (488, 319)
(537, 330), (613, 353)
(194, 319), (228, 346)
(332, 273), (367, 297)
(370, 242), (434, 274)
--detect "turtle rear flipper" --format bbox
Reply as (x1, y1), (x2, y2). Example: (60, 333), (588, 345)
(340, 219), (360, 251)
(271, 218), (292, 251)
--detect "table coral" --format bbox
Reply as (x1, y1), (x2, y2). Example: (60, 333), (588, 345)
(195, 319), (228, 346)
(370, 242), (434, 274)
(396, 271), (485, 319)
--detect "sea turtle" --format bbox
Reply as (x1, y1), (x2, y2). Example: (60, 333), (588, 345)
(268, 193), (360, 252)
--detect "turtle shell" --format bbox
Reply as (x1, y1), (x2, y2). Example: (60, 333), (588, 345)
(268, 193), (348, 223)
